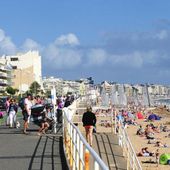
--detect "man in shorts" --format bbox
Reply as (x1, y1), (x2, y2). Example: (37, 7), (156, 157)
(23, 94), (32, 134)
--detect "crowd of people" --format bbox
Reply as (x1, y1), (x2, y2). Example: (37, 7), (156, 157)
(115, 106), (170, 166)
(2, 93), (74, 135)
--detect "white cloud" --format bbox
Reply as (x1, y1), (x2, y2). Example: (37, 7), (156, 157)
(44, 43), (82, 69)
(0, 29), (5, 42)
(0, 29), (17, 55)
(54, 33), (80, 46)
(21, 38), (41, 51)
(155, 30), (168, 40)
(1, 28), (170, 83)
(86, 49), (107, 66)
(110, 51), (143, 68)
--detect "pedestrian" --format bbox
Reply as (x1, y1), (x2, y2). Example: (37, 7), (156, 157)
(5, 97), (11, 126)
(22, 94), (32, 134)
(57, 98), (63, 123)
(82, 106), (96, 146)
(8, 99), (18, 128)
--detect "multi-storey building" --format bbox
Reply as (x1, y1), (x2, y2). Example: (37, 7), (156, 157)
(0, 62), (12, 95)
(42, 77), (63, 96)
(1, 51), (42, 94)
(43, 77), (87, 96)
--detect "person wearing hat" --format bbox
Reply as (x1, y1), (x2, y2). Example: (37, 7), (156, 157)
(82, 106), (96, 146)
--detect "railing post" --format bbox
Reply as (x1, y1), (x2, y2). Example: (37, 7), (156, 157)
(111, 108), (114, 133)
(70, 125), (73, 169)
(72, 128), (76, 170)
(94, 161), (99, 170)
(62, 101), (110, 170)
(67, 123), (71, 161)
(127, 144), (130, 170)
(76, 134), (80, 169)
(132, 154), (135, 170)
(79, 141), (83, 170)
(85, 149), (90, 170)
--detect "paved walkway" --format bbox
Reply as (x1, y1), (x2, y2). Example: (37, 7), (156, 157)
(75, 104), (127, 170)
(0, 121), (68, 170)
(93, 133), (127, 170)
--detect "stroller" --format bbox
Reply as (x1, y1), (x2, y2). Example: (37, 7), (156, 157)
(31, 104), (55, 132)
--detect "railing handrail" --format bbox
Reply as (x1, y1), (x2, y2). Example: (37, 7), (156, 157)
(115, 114), (142, 170)
(63, 108), (109, 169)
(62, 100), (109, 170)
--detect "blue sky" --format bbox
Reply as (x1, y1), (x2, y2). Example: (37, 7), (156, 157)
(0, 0), (170, 84)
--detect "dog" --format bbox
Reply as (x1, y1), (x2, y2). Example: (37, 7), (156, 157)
(16, 121), (20, 129)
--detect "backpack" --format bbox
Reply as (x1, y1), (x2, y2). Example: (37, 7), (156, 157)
(18, 98), (25, 110)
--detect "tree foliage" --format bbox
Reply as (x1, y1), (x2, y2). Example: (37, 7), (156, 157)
(29, 81), (41, 95)
(6, 86), (17, 95)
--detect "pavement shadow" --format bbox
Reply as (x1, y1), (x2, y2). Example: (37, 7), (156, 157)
(94, 133), (127, 170)
(28, 135), (68, 170)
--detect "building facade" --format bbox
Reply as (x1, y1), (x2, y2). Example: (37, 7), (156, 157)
(0, 62), (12, 95)
(1, 51), (42, 94)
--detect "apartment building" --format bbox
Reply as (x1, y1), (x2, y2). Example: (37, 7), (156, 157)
(1, 51), (42, 93)
(43, 77), (63, 96)
(0, 62), (12, 95)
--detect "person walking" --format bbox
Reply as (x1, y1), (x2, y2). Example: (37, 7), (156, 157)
(57, 98), (63, 123)
(8, 99), (18, 128)
(82, 106), (96, 146)
(5, 97), (11, 126)
(22, 94), (32, 134)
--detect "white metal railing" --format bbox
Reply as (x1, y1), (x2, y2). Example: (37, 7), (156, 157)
(62, 103), (109, 170)
(115, 111), (142, 170)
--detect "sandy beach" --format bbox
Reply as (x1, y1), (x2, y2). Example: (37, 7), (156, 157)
(126, 107), (170, 170)
(75, 106), (170, 169)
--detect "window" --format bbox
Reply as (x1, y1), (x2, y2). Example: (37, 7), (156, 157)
(11, 58), (18, 61)
(12, 66), (17, 69)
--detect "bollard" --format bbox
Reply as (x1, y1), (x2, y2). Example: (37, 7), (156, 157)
(85, 149), (90, 170)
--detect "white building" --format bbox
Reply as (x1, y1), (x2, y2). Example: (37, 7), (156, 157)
(0, 62), (12, 95)
(43, 77), (63, 96)
(1, 51), (42, 93)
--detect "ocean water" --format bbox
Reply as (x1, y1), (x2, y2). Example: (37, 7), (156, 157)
(155, 99), (170, 106)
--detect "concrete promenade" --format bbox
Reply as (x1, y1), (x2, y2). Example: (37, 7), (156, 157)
(0, 121), (68, 170)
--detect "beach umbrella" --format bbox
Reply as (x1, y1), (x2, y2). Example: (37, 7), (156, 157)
(101, 87), (110, 107)
(110, 85), (119, 105)
(118, 84), (127, 106)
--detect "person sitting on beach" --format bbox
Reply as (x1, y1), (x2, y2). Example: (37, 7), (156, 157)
(150, 123), (160, 133)
(137, 147), (154, 157)
(145, 125), (155, 139)
(162, 126), (169, 132)
(148, 139), (156, 144)
(136, 125), (145, 136)
(155, 149), (159, 165)
(155, 141), (168, 148)
(145, 124), (154, 134)
(117, 111), (124, 123)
